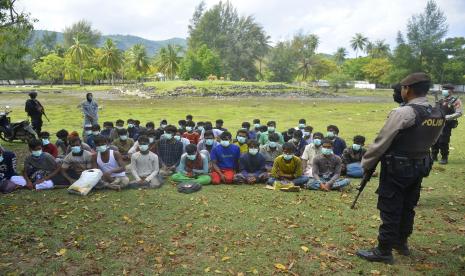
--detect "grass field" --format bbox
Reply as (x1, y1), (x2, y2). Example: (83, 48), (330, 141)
(0, 86), (464, 275)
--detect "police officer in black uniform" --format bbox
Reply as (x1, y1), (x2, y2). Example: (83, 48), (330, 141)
(356, 73), (445, 264)
(431, 84), (463, 164)
(24, 92), (44, 134)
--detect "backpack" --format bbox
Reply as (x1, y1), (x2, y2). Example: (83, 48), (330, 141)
(177, 182), (202, 194)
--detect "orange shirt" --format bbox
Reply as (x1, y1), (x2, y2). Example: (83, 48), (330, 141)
(182, 132), (200, 145)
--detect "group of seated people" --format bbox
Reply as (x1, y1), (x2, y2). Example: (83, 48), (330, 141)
(0, 115), (368, 194)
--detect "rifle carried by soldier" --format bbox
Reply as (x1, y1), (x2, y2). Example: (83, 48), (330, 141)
(351, 166), (376, 209)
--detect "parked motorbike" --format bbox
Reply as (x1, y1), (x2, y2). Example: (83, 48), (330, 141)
(0, 106), (37, 142)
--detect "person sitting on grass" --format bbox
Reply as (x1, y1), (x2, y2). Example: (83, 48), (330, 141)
(326, 124), (346, 157)
(259, 121), (284, 145)
(301, 132), (324, 177)
(60, 136), (93, 185)
(182, 120), (200, 145)
(171, 144), (211, 185)
(55, 129), (69, 157)
(197, 130), (218, 159)
(65, 131), (93, 155)
(303, 126), (314, 144)
(296, 118), (307, 130)
(210, 131), (240, 184)
(110, 119), (125, 141)
(267, 142), (309, 187)
(305, 138), (351, 191)
(92, 135), (129, 190)
(39, 131), (58, 158)
(0, 145), (27, 193)
(259, 132), (283, 172)
(249, 119), (260, 140)
(234, 140), (268, 184)
(178, 119), (187, 134)
(341, 135), (367, 178)
(85, 124), (101, 150)
(175, 130), (191, 152)
(112, 128), (134, 162)
(282, 128), (295, 143)
(23, 139), (67, 190)
(127, 118), (139, 140)
(100, 121), (114, 139)
(129, 135), (162, 189)
(155, 125), (184, 177)
(290, 129), (307, 157)
(234, 129), (249, 155)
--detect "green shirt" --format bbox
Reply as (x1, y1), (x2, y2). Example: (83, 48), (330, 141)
(258, 131), (284, 145)
(271, 155), (302, 179)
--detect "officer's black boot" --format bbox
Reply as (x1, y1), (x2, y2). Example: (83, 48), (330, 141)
(432, 153), (438, 162)
(439, 156), (448, 165)
(356, 246), (394, 264)
(393, 241), (411, 256)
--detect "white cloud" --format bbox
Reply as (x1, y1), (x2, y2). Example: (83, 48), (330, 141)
(18, 0), (465, 56)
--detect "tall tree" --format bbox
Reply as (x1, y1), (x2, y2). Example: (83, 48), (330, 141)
(33, 53), (65, 86)
(368, 40), (390, 58)
(292, 33), (320, 80)
(100, 38), (123, 84)
(128, 44), (149, 80)
(350, 33), (368, 58)
(264, 41), (297, 82)
(63, 20), (101, 48)
(67, 37), (94, 86)
(334, 47), (347, 65)
(188, 1), (269, 80)
(154, 44), (182, 80)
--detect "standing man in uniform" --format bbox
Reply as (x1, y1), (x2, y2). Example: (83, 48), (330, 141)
(356, 73), (445, 264)
(431, 84), (463, 164)
(25, 92), (44, 134)
(80, 93), (99, 126)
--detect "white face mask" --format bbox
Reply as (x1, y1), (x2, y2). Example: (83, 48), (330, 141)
(249, 148), (259, 155)
(139, 144), (149, 152)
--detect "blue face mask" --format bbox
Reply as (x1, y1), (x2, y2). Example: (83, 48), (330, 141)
(128, 124), (134, 128)
(237, 136), (247, 144)
(205, 139), (214, 146)
(71, 146), (82, 154)
(442, 90), (449, 97)
(32, 150), (42, 157)
(42, 139), (50, 145)
(303, 132), (310, 137)
(187, 154), (196, 161)
(120, 135), (128, 141)
(249, 148), (259, 155)
(96, 145), (108, 153)
(268, 127), (275, 132)
(352, 144), (362, 151)
(322, 148), (333, 155)
(313, 139), (322, 146)
(254, 123), (260, 128)
(268, 141), (277, 148)
(0, 155), (3, 163)
(221, 140), (230, 147)
(164, 133), (173, 140)
(174, 135), (181, 141)
(149, 137), (155, 143)
(139, 144), (149, 152)
(283, 154), (293, 160)
(186, 127), (193, 132)
(198, 126), (204, 131)
(298, 123), (305, 129)
(326, 131), (335, 138)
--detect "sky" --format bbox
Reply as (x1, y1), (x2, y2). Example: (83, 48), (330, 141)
(18, 0), (465, 57)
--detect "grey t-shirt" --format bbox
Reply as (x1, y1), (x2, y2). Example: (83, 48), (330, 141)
(61, 150), (93, 174)
(24, 152), (57, 176)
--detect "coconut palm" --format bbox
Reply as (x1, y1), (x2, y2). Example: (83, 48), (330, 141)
(129, 44), (149, 74)
(67, 36), (94, 86)
(371, 40), (390, 58)
(100, 38), (123, 84)
(350, 33), (368, 58)
(334, 47), (347, 65)
(154, 44), (182, 80)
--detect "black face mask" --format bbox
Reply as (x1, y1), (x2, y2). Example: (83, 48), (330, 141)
(393, 92), (404, 104)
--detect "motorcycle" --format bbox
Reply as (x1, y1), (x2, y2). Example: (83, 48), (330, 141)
(0, 106), (37, 143)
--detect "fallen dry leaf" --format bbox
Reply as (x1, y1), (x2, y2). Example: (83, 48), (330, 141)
(274, 263), (287, 271)
(55, 248), (67, 257)
(301, 246), (309, 252)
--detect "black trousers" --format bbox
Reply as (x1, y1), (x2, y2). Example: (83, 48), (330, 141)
(376, 158), (423, 250)
(31, 115), (43, 134)
(432, 125), (452, 159)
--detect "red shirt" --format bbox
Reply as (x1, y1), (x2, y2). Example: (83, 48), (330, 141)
(42, 143), (58, 158)
(182, 131), (200, 145)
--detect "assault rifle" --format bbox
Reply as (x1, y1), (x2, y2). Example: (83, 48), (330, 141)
(351, 166), (376, 209)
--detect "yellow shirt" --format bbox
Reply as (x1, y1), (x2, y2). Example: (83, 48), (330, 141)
(234, 142), (249, 155)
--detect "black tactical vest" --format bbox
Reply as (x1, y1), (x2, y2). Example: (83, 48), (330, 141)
(388, 104), (445, 159)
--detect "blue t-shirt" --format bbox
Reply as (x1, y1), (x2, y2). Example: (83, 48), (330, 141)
(210, 144), (240, 170)
(333, 137), (347, 157)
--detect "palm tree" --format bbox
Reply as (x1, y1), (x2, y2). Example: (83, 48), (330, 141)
(350, 33), (368, 58)
(129, 44), (149, 75)
(100, 38), (123, 84)
(334, 47), (347, 65)
(154, 44), (182, 80)
(371, 40), (390, 58)
(67, 36), (94, 86)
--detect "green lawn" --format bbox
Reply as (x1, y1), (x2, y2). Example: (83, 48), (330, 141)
(0, 89), (464, 275)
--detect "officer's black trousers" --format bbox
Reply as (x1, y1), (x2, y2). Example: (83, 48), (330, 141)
(431, 125), (452, 159)
(377, 159), (422, 250)
(31, 116), (43, 134)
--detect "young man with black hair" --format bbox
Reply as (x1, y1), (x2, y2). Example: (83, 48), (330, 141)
(215, 119), (227, 131)
(23, 139), (66, 190)
(296, 119), (306, 130)
(186, 114), (193, 122)
(282, 128), (295, 143)
(182, 120), (200, 145)
(197, 130), (218, 160)
(178, 119), (187, 134)
(25, 91), (44, 133)
(234, 140), (268, 184)
(92, 135), (129, 190)
(305, 138), (350, 191)
(155, 125), (184, 176)
(61, 136), (93, 185)
(85, 124), (101, 150)
(267, 142), (308, 186)
(100, 121), (114, 139)
(39, 131), (58, 158)
(129, 135), (162, 188)
(110, 119), (125, 141)
(357, 72), (445, 264)
(0, 145), (27, 193)
(259, 132), (283, 172)
(112, 128), (134, 161)
(290, 129), (307, 157)
(171, 144), (211, 185)
(127, 119), (139, 140)
(259, 121), (284, 145)
(341, 135), (367, 178)
(326, 124), (346, 156)
(55, 129), (69, 157)
(210, 131), (240, 184)
(303, 126), (314, 144)
(234, 129), (249, 154)
(251, 119), (261, 140)
(145, 121), (155, 131)
(301, 132), (324, 177)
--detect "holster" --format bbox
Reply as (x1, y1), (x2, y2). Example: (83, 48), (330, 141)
(383, 154), (432, 178)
